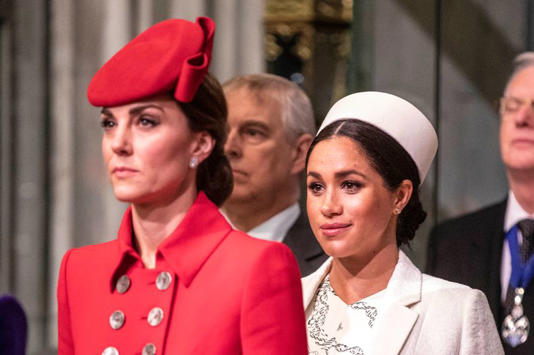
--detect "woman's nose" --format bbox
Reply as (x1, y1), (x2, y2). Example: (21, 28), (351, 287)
(320, 190), (342, 217)
(110, 126), (133, 156)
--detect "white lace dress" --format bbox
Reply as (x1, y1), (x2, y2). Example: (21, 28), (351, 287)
(307, 275), (385, 355)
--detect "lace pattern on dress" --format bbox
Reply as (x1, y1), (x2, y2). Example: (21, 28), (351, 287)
(307, 275), (378, 355)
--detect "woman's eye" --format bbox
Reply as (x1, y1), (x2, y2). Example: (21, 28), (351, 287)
(100, 118), (116, 130)
(139, 116), (158, 127)
(308, 182), (324, 194)
(341, 181), (361, 193)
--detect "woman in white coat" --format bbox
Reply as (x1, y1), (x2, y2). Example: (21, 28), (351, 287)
(303, 91), (504, 355)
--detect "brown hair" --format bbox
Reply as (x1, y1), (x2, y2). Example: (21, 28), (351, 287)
(179, 72), (233, 206)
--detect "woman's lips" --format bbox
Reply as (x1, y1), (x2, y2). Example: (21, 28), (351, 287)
(320, 223), (352, 237)
(112, 167), (138, 178)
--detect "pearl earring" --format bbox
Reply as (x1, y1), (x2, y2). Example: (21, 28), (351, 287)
(189, 156), (199, 168)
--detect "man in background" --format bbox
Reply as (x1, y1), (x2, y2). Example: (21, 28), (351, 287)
(427, 52), (534, 354)
(221, 73), (327, 276)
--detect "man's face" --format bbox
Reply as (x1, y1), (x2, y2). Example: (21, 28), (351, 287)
(224, 88), (297, 207)
(500, 66), (534, 174)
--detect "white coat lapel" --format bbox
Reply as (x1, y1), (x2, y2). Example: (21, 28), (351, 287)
(302, 252), (423, 354)
(302, 257), (333, 311)
(371, 251), (422, 355)
(371, 305), (418, 355)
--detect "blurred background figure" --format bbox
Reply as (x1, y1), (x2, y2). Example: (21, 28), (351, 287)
(221, 73), (327, 276)
(427, 52), (534, 354)
(0, 294), (27, 355)
(2, 1), (533, 353)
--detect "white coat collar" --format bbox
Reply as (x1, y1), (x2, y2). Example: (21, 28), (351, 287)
(302, 250), (422, 354)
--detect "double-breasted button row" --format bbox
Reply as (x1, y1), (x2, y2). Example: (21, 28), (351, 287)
(108, 307), (165, 329)
(106, 271), (170, 352)
(102, 344), (156, 355)
(115, 271), (172, 293)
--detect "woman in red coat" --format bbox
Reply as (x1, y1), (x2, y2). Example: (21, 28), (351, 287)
(57, 17), (307, 355)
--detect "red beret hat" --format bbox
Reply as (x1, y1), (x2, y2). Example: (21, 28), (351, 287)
(87, 17), (215, 107)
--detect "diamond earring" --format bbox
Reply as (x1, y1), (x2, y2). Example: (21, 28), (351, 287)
(189, 156), (199, 168)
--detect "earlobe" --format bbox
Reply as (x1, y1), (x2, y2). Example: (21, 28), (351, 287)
(291, 133), (313, 175)
(192, 131), (215, 165)
(394, 180), (413, 213)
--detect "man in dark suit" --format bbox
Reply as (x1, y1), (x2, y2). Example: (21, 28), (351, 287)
(221, 73), (327, 276)
(427, 52), (534, 354)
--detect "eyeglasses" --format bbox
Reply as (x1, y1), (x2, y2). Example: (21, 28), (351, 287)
(498, 96), (534, 114)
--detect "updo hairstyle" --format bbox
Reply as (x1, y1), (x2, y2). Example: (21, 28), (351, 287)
(179, 72), (233, 206)
(306, 119), (427, 246)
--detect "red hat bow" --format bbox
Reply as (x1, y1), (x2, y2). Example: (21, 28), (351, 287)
(87, 17), (215, 107)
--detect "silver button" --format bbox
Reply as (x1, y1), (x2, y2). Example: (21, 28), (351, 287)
(102, 346), (119, 355)
(156, 271), (172, 290)
(142, 343), (156, 355)
(109, 310), (125, 330)
(147, 307), (164, 326)
(116, 275), (131, 294)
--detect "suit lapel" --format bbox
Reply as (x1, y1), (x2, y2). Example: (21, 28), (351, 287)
(371, 305), (418, 355)
(302, 258), (332, 311)
(371, 251), (422, 354)
(468, 199), (507, 320)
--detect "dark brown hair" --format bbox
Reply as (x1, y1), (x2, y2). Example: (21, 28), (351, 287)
(179, 72), (233, 206)
(306, 119), (426, 246)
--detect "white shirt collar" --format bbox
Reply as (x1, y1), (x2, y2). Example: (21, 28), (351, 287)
(504, 190), (534, 232)
(220, 203), (301, 242)
(247, 203), (300, 242)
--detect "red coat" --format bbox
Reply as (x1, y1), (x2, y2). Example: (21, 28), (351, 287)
(57, 192), (308, 354)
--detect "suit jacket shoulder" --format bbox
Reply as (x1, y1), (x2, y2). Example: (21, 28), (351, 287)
(283, 212), (328, 277)
(425, 199), (507, 319)
(429, 200), (507, 245)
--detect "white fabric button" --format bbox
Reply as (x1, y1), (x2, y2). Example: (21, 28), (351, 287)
(109, 310), (125, 330)
(147, 307), (164, 326)
(116, 275), (131, 294)
(142, 343), (157, 355)
(102, 346), (119, 355)
(156, 271), (172, 290)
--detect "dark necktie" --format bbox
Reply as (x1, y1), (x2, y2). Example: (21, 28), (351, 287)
(504, 219), (534, 313)
(518, 219), (534, 263)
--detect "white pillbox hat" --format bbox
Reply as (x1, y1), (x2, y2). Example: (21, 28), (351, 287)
(318, 91), (438, 183)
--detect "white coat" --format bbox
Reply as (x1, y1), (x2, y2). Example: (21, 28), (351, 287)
(302, 251), (504, 355)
